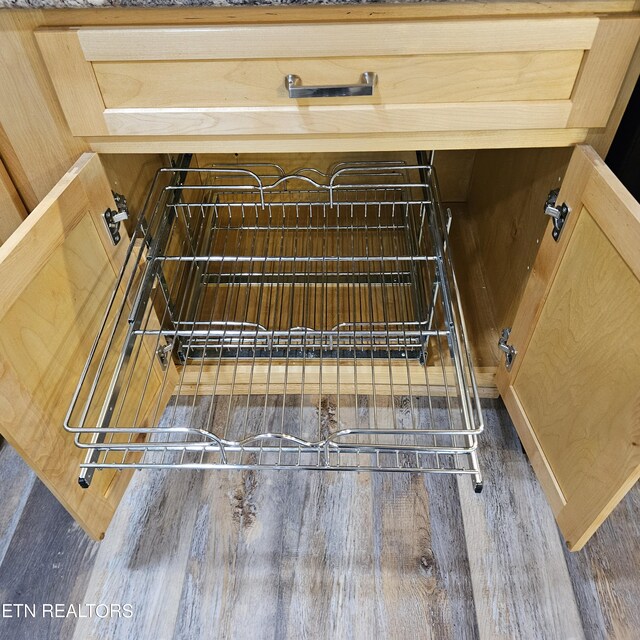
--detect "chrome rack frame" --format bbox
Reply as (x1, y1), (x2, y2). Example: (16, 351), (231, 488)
(66, 157), (484, 491)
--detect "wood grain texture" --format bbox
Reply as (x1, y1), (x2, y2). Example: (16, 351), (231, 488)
(101, 102), (573, 138)
(447, 204), (500, 369)
(457, 398), (585, 640)
(585, 32), (640, 158)
(95, 51), (582, 109)
(583, 154), (640, 280)
(499, 390), (566, 517)
(86, 128), (593, 155)
(0, 157), (27, 244)
(72, 400), (480, 640)
(0, 153), (124, 318)
(0, 12), (88, 209)
(99, 153), (165, 232)
(497, 146), (640, 550)
(0, 123), (39, 213)
(76, 19), (599, 61)
(435, 153), (476, 203)
(466, 147), (573, 333)
(72, 469), (204, 640)
(0, 153), (175, 540)
(0, 479), (99, 640)
(0, 157), (130, 540)
(34, 2), (640, 26)
(1, 4), (637, 207)
(514, 212), (640, 550)
(35, 29), (108, 136)
(39, 17), (625, 139)
(563, 483), (640, 640)
(496, 147), (595, 517)
(567, 16), (640, 127)
(1, 401), (639, 639)
(0, 444), (36, 568)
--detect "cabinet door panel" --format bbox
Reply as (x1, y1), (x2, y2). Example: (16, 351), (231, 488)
(0, 153), (177, 540)
(498, 145), (640, 550)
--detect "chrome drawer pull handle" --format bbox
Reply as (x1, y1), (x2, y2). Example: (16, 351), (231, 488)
(285, 72), (377, 98)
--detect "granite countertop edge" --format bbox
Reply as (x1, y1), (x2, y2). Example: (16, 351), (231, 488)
(4, 0), (468, 10)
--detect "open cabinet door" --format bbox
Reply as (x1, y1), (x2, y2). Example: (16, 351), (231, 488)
(498, 145), (640, 551)
(0, 153), (176, 540)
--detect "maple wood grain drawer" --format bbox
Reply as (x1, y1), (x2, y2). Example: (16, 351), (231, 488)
(36, 17), (639, 139)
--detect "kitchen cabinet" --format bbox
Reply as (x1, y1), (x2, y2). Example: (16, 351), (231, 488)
(0, 3), (638, 550)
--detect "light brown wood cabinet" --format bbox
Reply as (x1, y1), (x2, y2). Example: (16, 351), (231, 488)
(0, 3), (638, 550)
(35, 17), (637, 140)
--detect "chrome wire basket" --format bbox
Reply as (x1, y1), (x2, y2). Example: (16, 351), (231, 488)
(66, 158), (484, 491)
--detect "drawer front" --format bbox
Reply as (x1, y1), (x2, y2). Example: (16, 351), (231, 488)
(94, 52), (582, 109)
(36, 17), (640, 139)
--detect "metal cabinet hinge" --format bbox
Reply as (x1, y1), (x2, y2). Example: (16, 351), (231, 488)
(156, 341), (173, 371)
(103, 191), (129, 246)
(544, 189), (570, 241)
(498, 328), (517, 371)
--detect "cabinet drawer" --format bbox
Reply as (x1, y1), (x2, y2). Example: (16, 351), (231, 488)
(36, 17), (640, 140)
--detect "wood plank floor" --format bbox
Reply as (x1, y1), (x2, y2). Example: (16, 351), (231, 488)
(0, 399), (638, 640)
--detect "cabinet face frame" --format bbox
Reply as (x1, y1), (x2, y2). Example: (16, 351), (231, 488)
(497, 145), (640, 551)
(34, 17), (640, 145)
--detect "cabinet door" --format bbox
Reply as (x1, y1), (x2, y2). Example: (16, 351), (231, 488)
(0, 153), (176, 540)
(498, 145), (640, 551)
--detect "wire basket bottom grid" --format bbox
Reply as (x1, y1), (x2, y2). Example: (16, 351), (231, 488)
(80, 392), (481, 482)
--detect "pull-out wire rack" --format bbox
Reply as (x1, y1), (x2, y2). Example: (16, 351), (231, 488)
(66, 157), (484, 490)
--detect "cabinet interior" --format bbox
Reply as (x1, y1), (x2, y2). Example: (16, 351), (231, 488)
(61, 146), (573, 487)
(101, 146), (573, 380)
